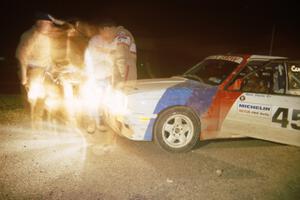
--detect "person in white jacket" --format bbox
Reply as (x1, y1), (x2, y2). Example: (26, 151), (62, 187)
(100, 23), (137, 85)
(84, 20), (137, 132)
(84, 26), (115, 132)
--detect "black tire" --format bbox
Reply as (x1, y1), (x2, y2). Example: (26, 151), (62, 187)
(154, 106), (201, 153)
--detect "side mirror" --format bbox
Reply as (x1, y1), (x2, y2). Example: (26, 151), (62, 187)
(228, 78), (242, 91)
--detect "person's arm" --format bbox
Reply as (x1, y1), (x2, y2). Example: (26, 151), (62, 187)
(114, 32), (131, 81)
(84, 36), (102, 79)
(16, 31), (34, 85)
(84, 48), (94, 77)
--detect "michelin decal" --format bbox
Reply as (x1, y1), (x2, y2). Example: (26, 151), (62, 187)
(238, 102), (272, 118)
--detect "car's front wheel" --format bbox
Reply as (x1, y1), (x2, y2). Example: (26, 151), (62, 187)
(154, 106), (201, 153)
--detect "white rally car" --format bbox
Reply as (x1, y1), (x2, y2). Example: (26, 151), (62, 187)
(106, 55), (300, 152)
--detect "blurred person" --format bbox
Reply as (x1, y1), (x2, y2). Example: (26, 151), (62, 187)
(85, 20), (138, 85)
(85, 20), (137, 85)
(100, 21), (137, 85)
(84, 20), (137, 132)
(16, 14), (58, 123)
(243, 74), (269, 93)
(67, 20), (98, 69)
(15, 13), (82, 124)
(16, 14), (53, 87)
(84, 23), (115, 133)
(44, 17), (98, 127)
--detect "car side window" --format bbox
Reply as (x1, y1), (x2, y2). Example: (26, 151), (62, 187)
(241, 65), (272, 94)
(234, 61), (266, 80)
(287, 62), (300, 96)
(228, 61), (286, 94)
(227, 61), (267, 92)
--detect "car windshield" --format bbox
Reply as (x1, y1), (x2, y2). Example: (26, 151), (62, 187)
(183, 59), (240, 85)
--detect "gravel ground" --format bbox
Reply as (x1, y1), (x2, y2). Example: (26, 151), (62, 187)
(0, 107), (300, 200)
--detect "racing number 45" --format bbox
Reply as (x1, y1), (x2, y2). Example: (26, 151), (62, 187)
(272, 108), (300, 130)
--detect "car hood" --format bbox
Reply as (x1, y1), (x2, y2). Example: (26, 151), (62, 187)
(123, 76), (187, 94)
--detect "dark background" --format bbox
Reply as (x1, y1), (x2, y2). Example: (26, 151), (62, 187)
(0, 0), (299, 93)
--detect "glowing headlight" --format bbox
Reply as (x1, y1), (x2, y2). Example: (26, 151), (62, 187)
(103, 87), (128, 115)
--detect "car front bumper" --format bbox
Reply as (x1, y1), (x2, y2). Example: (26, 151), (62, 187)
(105, 111), (157, 141)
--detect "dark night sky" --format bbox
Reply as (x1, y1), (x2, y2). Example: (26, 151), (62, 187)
(0, 0), (299, 92)
(1, 1), (299, 53)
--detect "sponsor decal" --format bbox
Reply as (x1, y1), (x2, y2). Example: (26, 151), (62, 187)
(117, 36), (131, 46)
(253, 93), (272, 98)
(238, 102), (272, 118)
(206, 55), (243, 64)
(130, 43), (137, 53)
(116, 31), (131, 46)
(239, 95), (246, 101)
(291, 65), (300, 72)
(244, 93), (271, 98)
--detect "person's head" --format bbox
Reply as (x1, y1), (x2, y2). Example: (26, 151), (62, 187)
(34, 12), (54, 30)
(97, 19), (117, 41)
(75, 21), (98, 38)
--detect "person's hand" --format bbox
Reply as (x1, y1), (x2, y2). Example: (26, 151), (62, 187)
(24, 83), (29, 92)
(21, 78), (27, 86)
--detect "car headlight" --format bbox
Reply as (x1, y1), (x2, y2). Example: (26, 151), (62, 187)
(103, 87), (129, 115)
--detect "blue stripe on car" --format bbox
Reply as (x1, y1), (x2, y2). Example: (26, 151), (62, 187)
(144, 80), (218, 140)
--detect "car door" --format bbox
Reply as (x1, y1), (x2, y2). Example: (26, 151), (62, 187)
(219, 60), (270, 137)
(221, 60), (300, 146)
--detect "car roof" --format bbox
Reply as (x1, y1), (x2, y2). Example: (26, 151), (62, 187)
(248, 55), (288, 61)
(206, 54), (288, 62)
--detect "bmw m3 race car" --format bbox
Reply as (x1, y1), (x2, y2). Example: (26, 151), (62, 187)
(106, 55), (300, 152)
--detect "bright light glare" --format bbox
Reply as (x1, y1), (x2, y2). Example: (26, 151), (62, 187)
(103, 86), (128, 115)
(63, 82), (75, 117)
(0, 123), (87, 176)
(80, 80), (102, 111)
(28, 80), (45, 101)
(45, 98), (60, 110)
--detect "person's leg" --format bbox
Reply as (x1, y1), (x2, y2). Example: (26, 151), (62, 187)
(96, 78), (112, 131)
